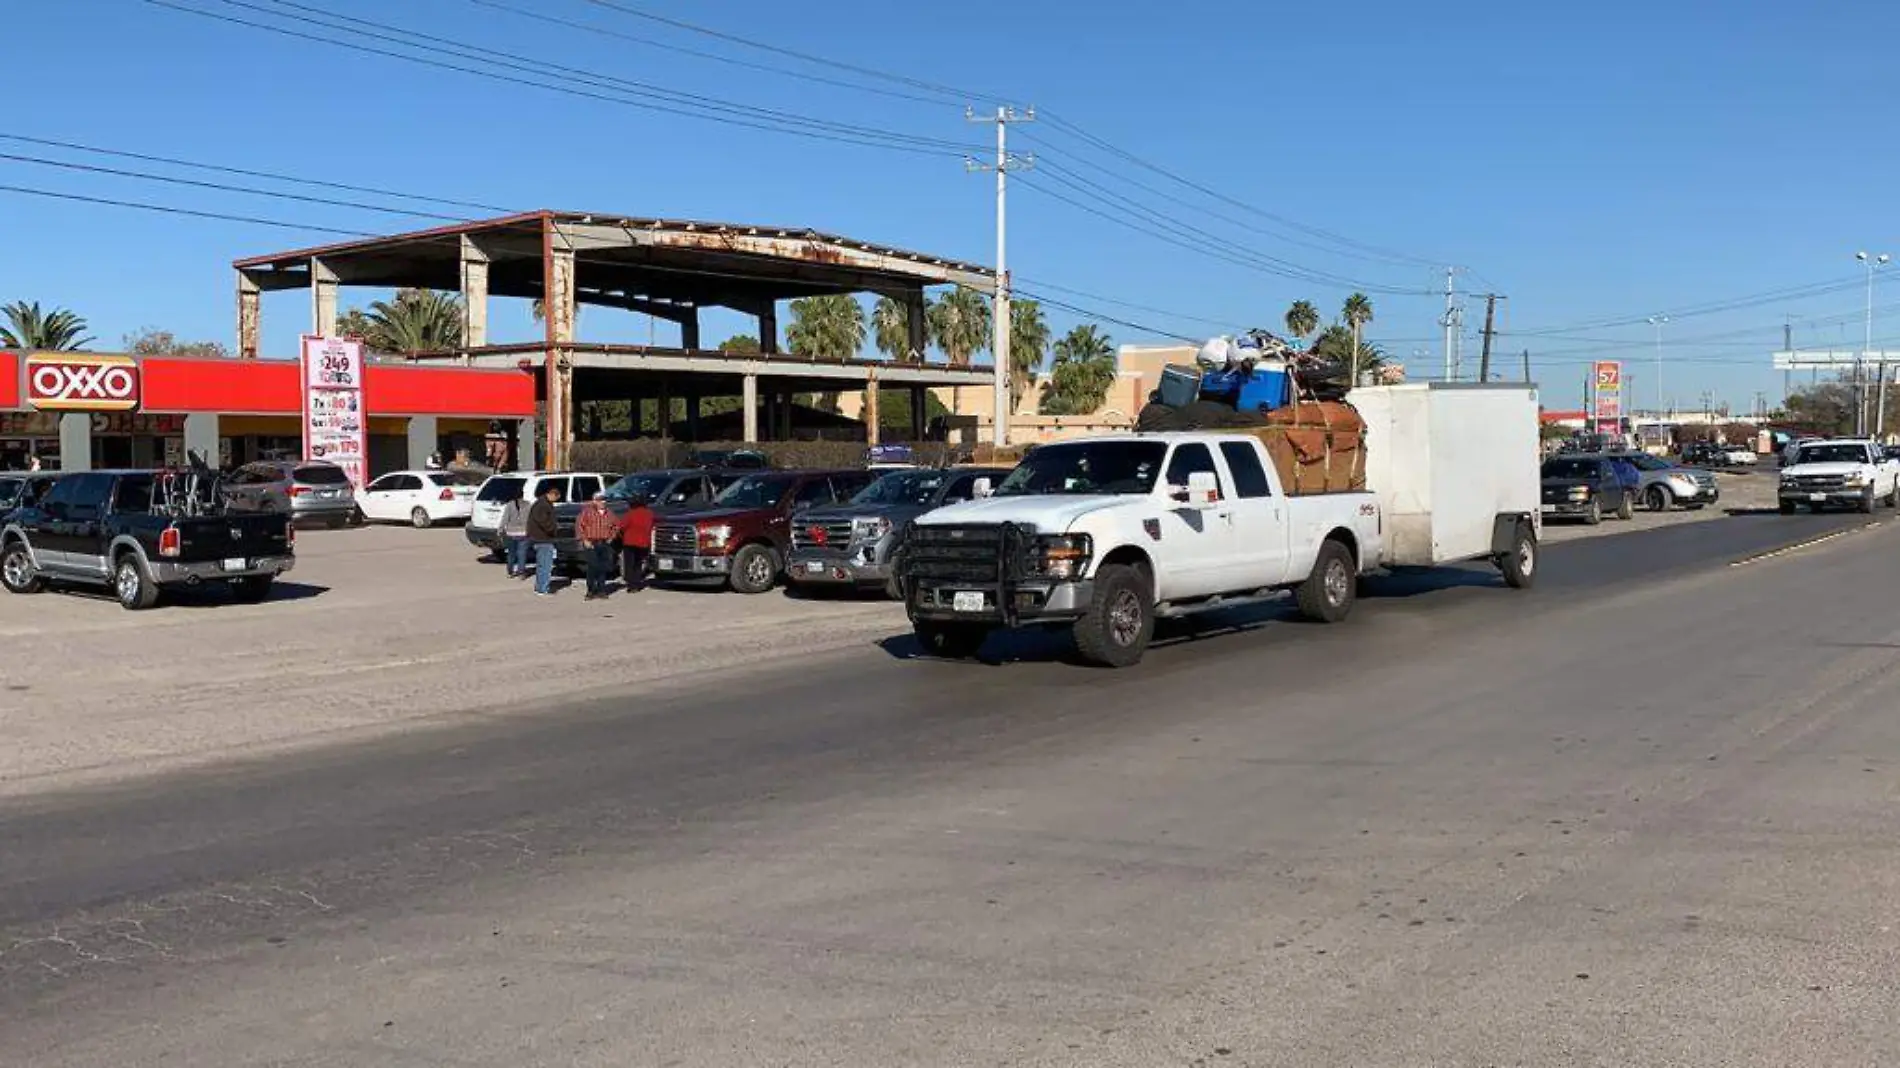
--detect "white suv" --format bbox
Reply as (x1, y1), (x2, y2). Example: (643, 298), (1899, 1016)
(464, 470), (620, 554)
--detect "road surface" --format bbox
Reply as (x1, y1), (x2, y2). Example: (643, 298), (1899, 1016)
(3, 512), (1897, 1066)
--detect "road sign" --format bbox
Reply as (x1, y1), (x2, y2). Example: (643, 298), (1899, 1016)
(1772, 350), (1900, 369)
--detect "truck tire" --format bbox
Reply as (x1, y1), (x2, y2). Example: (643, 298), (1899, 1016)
(1499, 521), (1537, 590)
(1859, 488), (1877, 515)
(1887, 482), (1899, 509)
(1778, 500), (1796, 515)
(728, 543), (779, 594)
(1645, 485), (1671, 512)
(229, 575), (273, 603)
(1615, 491), (1635, 520)
(114, 555), (160, 611)
(1, 541), (42, 594)
(1296, 539), (1357, 624)
(913, 620), (989, 659)
(1073, 562), (1154, 668)
(1582, 498), (1602, 525)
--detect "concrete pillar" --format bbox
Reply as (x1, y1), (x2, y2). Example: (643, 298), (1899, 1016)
(544, 237), (577, 470)
(311, 257), (338, 338)
(686, 394), (701, 441)
(407, 415), (438, 471)
(58, 413), (93, 472)
(742, 374), (759, 442)
(911, 386), (928, 439)
(779, 392), (795, 439)
(905, 289), (929, 363)
(237, 270), (262, 360)
(657, 380), (671, 440)
(184, 413), (220, 468)
(758, 304), (779, 355)
(459, 235), (489, 349)
(514, 418), (536, 472)
(864, 367), (880, 446)
(681, 310), (701, 352)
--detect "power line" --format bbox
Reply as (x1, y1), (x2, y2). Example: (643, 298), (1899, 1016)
(1508, 276), (1867, 336)
(0, 183), (376, 236)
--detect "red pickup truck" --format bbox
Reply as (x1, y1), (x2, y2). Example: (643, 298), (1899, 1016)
(649, 468), (875, 593)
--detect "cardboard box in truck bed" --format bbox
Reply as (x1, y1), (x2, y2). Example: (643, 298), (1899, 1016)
(1349, 382), (1542, 567)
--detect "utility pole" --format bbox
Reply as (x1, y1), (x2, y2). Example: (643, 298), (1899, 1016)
(968, 105), (1034, 449)
(1783, 318), (1794, 406)
(1477, 293), (1501, 382)
(1521, 348), (1531, 385)
(1441, 267), (1457, 381)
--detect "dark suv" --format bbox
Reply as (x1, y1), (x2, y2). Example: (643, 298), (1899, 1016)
(1541, 456), (1634, 524)
(650, 469), (876, 593)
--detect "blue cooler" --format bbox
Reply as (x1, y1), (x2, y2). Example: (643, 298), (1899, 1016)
(1237, 366), (1289, 412)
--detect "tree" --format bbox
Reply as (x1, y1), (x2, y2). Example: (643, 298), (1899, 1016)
(334, 308), (376, 342)
(1284, 300), (1321, 344)
(1009, 299), (1050, 412)
(1310, 324), (1386, 374)
(1342, 292), (1374, 382)
(1, 301), (92, 350)
(1784, 379), (1858, 437)
(927, 286), (990, 367)
(1039, 324), (1117, 416)
(785, 294), (865, 360)
(718, 334), (762, 355)
(872, 296), (915, 362)
(362, 289), (464, 353)
(124, 328), (229, 359)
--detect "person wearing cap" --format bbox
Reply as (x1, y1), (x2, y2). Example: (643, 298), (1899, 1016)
(574, 490), (620, 601)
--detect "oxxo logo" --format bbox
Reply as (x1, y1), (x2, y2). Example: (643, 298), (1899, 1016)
(25, 355), (141, 412)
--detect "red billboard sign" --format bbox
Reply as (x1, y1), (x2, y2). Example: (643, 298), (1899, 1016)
(25, 354), (140, 411)
(1592, 360), (1622, 434)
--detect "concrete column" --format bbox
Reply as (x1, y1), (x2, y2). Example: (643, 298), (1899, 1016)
(237, 270), (262, 360)
(407, 416), (438, 471)
(184, 413), (220, 467)
(657, 380), (671, 440)
(681, 310), (701, 352)
(911, 386), (928, 439)
(514, 418), (536, 472)
(311, 257), (338, 338)
(758, 304), (779, 355)
(459, 235), (489, 349)
(864, 367), (880, 446)
(778, 392), (794, 439)
(58, 414), (93, 472)
(905, 289), (929, 363)
(741, 374), (759, 442)
(544, 238), (577, 470)
(686, 394), (701, 441)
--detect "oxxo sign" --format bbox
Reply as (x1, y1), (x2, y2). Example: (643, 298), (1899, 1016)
(25, 354), (141, 412)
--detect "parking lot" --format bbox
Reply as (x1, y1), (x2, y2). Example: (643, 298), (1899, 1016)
(0, 466), (1782, 798)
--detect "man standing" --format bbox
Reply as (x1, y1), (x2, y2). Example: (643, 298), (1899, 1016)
(575, 491), (619, 601)
(526, 482), (562, 596)
(617, 492), (655, 593)
(499, 488), (531, 578)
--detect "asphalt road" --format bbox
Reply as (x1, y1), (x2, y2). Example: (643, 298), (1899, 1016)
(4, 510), (1898, 1066)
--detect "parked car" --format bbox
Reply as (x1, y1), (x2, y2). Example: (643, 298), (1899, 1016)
(548, 468), (747, 570)
(786, 466), (1011, 597)
(690, 448), (770, 471)
(464, 470), (620, 556)
(1593, 453), (1720, 511)
(1777, 438), (1900, 513)
(1720, 445), (1759, 466)
(0, 469), (294, 609)
(356, 469), (484, 528)
(650, 469), (878, 593)
(1679, 441), (1726, 467)
(222, 460), (357, 527)
(1540, 455), (1634, 524)
(0, 472), (59, 520)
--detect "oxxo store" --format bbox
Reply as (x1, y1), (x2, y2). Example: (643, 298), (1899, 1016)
(0, 350), (536, 476)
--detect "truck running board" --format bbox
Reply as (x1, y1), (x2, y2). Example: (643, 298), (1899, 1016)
(1154, 588), (1286, 619)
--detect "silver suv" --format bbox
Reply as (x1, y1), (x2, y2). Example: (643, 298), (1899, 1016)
(223, 460), (357, 527)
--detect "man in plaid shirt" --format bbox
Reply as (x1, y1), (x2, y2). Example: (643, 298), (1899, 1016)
(574, 491), (621, 601)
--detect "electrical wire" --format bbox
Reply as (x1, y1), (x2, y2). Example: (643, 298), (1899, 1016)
(0, 183), (377, 236)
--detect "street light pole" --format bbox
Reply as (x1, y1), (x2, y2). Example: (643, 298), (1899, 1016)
(1647, 315), (1668, 441)
(1857, 251), (1890, 438)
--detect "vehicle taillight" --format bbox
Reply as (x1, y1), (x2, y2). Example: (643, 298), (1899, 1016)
(158, 526), (181, 558)
(288, 485), (310, 497)
(439, 488), (455, 501)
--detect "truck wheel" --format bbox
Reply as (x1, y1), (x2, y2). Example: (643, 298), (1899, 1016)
(1582, 499), (1602, 525)
(1073, 562), (1154, 668)
(1296, 539), (1357, 623)
(913, 620), (989, 659)
(114, 555), (160, 611)
(1859, 489), (1877, 515)
(229, 575), (273, 603)
(1645, 485), (1671, 512)
(1615, 491), (1634, 520)
(1, 541), (42, 594)
(728, 544), (779, 594)
(1887, 482), (1899, 509)
(1499, 522), (1537, 590)
(409, 507), (432, 529)
(1778, 500), (1796, 515)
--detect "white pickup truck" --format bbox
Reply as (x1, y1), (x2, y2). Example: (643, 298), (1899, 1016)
(898, 383), (1542, 667)
(1776, 438), (1900, 514)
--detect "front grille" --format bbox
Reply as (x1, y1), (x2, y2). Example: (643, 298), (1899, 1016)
(654, 524), (697, 554)
(1542, 487), (1582, 504)
(791, 520), (857, 552)
(1786, 474), (1846, 492)
(904, 522), (1009, 584)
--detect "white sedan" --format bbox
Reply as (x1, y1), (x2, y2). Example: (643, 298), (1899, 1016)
(1722, 446), (1759, 466)
(356, 470), (483, 527)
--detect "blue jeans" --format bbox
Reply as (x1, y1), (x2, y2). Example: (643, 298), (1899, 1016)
(505, 536), (528, 576)
(533, 542), (556, 593)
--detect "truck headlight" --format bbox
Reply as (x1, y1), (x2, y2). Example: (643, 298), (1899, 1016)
(853, 516), (892, 540)
(1567, 486), (1591, 500)
(1033, 533), (1092, 579)
(1845, 474), (1869, 487)
(697, 523), (731, 551)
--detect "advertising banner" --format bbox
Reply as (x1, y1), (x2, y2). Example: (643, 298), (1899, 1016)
(26, 353), (140, 411)
(300, 335), (368, 488)
(1592, 360), (1622, 434)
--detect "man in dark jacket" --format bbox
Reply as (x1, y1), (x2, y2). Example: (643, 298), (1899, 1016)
(526, 482), (562, 596)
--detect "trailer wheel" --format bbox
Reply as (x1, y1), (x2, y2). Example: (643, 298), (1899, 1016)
(1296, 539), (1357, 623)
(1073, 563), (1153, 668)
(1499, 521), (1537, 590)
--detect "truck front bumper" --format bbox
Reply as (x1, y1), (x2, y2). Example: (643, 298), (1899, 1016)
(1540, 499), (1601, 517)
(1780, 488), (1870, 507)
(651, 553), (731, 578)
(787, 549), (890, 586)
(907, 579), (1095, 624)
(152, 554), (295, 585)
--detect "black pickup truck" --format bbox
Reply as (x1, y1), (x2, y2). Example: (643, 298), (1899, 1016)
(0, 470), (295, 609)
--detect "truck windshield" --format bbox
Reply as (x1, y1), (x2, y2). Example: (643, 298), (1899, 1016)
(1792, 444), (1870, 464)
(853, 470), (946, 506)
(715, 473), (796, 509)
(995, 441), (1167, 496)
(606, 473), (674, 500)
(1542, 459), (1597, 479)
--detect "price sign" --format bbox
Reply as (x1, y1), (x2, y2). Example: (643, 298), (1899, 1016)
(304, 335), (364, 390)
(300, 335), (368, 489)
(1594, 360), (1622, 392)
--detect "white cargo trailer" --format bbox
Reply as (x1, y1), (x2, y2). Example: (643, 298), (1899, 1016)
(1349, 382), (1542, 574)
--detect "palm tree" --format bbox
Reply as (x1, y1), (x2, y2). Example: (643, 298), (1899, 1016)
(718, 334), (762, 354)
(365, 289), (464, 353)
(1008, 299), (1050, 412)
(1, 301), (92, 350)
(1283, 300), (1320, 345)
(872, 297), (915, 362)
(1310, 324), (1386, 383)
(1039, 324), (1117, 415)
(334, 308), (375, 341)
(785, 294), (866, 360)
(1342, 292), (1374, 383)
(927, 286), (990, 367)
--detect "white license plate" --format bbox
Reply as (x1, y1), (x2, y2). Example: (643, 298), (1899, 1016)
(318, 489), (339, 499)
(804, 561), (827, 575)
(656, 558), (676, 571)
(221, 557), (247, 572)
(952, 591), (985, 613)
(1810, 492), (1828, 502)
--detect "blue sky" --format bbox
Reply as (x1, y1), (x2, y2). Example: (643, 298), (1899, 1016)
(3, 0), (1898, 413)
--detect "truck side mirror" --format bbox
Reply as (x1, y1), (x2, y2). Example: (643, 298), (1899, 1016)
(972, 477), (993, 499)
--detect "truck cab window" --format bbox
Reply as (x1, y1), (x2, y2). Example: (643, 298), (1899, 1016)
(1218, 442), (1273, 498)
(1165, 444), (1225, 499)
(113, 475), (155, 515)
